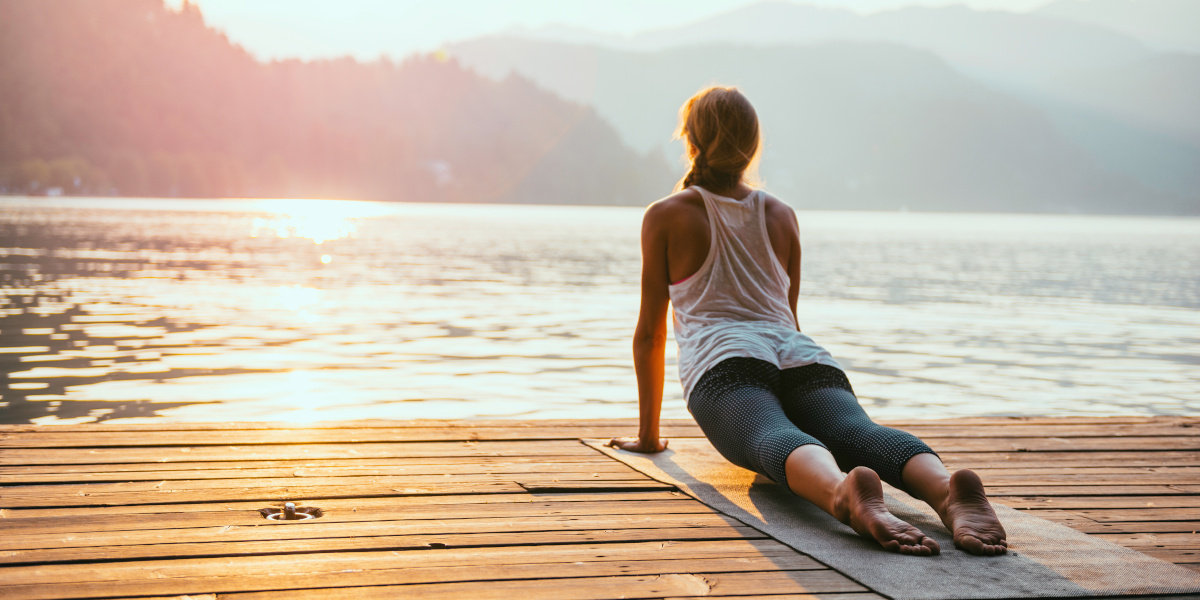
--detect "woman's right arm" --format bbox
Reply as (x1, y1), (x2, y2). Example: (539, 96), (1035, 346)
(608, 203), (671, 453)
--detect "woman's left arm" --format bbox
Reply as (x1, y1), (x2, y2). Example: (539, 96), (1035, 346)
(776, 202), (803, 330)
(609, 202), (672, 454)
(788, 221), (801, 330)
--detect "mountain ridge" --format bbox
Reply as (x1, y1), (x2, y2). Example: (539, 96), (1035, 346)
(1036, 0), (1200, 54)
(451, 37), (1181, 214)
(450, 1), (1197, 214)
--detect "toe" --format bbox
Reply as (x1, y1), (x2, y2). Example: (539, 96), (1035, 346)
(922, 537), (941, 555)
(956, 534), (985, 555)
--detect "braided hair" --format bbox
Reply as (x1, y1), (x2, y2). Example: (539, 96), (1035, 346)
(675, 86), (761, 192)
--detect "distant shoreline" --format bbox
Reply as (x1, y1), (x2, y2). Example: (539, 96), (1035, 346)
(4, 194), (1198, 218)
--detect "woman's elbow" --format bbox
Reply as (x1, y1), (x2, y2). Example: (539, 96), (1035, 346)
(632, 330), (667, 353)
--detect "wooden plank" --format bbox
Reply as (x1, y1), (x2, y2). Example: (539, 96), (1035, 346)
(0, 540), (819, 594)
(0, 462), (640, 484)
(0, 454), (617, 476)
(0, 480), (674, 508)
(1071, 508), (1200, 522)
(940, 451), (1200, 468)
(0, 471), (650, 496)
(0, 539), (803, 581)
(984, 485), (1194, 497)
(0, 525), (766, 565)
(971, 466), (1200, 476)
(2, 472), (651, 496)
(899, 423), (1200, 438)
(1093, 532), (1200, 547)
(1000, 495), (1200, 509)
(929, 437), (1200, 452)
(0, 425), (706, 447)
(213, 571), (867, 600)
(0, 482), (531, 508)
(519, 481), (667, 493)
(1133, 548), (1200, 564)
(0, 440), (604, 466)
(0, 513), (743, 551)
(972, 473), (1200, 485)
(4, 558), (821, 600)
(1022, 515), (1200, 534)
(0, 499), (718, 535)
(2, 490), (688, 518)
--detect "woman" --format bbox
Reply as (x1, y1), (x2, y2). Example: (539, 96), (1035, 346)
(608, 86), (1007, 556)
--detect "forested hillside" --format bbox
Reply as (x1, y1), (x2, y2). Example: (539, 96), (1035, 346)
(0, 0), (672, 204)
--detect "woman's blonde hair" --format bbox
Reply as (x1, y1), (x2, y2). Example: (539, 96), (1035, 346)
(675, 86), (761, 192)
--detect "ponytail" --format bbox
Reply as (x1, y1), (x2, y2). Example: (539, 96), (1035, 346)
(674, 86), (761, 192)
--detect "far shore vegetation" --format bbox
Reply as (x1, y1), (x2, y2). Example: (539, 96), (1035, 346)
(0, 1), (672, 205)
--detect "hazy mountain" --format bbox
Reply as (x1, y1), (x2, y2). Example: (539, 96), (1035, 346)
(451, 37), (1176, 213)
(1011, 53), (1200, 199)
(458, 1), (1197, 213)
(831, 5), (1148, 82)
(520, 2), (1151, 83)
(0, 0), (672, 205)
(1036, 0), (1200, 54)
(1045, 53), (1200, 145)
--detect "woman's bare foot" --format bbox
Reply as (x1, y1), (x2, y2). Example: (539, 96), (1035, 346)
(834, 467), (940, 556)
(939, 469), (1008, 556)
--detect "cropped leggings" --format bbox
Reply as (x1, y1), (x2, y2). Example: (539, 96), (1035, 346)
(687, 357), (935, 494)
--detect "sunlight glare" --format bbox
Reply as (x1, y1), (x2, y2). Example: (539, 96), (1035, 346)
(248, 199), (398, 244)
(276, 285), (320, 312)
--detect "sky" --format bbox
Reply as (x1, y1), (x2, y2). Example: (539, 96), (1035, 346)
(173, 0), (1060, 61)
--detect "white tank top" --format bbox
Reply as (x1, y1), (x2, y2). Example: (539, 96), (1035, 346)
(669, 186), (840, 399)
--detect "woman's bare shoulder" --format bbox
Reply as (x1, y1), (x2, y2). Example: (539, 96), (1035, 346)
(760, 191), (795, 213)
(644, 188), (704, 227)
(761, 192), (798, 226)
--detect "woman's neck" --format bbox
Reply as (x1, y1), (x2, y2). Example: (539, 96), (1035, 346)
(701, 182), (754, 200)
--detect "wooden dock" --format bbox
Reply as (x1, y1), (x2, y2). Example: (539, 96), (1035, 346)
(0, 416), (1196, 599)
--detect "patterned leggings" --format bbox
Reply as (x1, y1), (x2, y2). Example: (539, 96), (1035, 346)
(687, 357), (935, 493)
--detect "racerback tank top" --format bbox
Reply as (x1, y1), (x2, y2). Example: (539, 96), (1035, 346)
(668, 186), (840, 399)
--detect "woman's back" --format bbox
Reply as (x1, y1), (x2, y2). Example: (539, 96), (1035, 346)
(668, 186), (793, 329)
(655, 185), (838, 399)
(655, 185), (798, 294)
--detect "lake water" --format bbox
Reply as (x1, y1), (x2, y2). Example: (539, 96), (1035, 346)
(1, 197), (1198, 425)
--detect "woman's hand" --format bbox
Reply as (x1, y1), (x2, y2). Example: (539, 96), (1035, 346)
(606, 436), (668, 453)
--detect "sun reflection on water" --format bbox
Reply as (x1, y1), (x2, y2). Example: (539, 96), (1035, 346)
(248, 198), (399, 244)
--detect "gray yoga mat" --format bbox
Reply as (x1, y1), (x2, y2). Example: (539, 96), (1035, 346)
(586, 438), (1200, 600)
